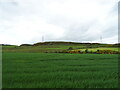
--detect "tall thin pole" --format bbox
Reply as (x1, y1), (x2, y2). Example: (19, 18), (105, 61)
(42, 36), (44, 42)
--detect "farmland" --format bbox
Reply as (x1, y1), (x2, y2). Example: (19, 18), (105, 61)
(3, 53), (118, 88)
(2, 42), (119, 88)
(2, 42), (119, 53)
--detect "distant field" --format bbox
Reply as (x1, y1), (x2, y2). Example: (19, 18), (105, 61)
(2, 45), (85, 53)
(2, 45), (119, 53)
(3, 53), (118, 88)
(79, 47), (119, 52)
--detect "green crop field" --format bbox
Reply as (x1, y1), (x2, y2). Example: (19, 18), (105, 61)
(2, 44), (119, 53)
(2, 43), (119, 88)
(2, 45), (85, 53)
(3, 53), (118, 88)
(78, 47), (119, 52)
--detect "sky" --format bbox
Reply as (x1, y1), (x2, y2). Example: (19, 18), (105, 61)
(0, 0), (119, 45)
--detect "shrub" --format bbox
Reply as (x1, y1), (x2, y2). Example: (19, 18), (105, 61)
(85, 49), (89, 53)
(58, 49), (120, 54)
(96, 50), (120, 54)
(89, 50), (93, 54)
(68, 47), (73, 50)
(67, 50), (82, 54)
(61, 50), (68, 53)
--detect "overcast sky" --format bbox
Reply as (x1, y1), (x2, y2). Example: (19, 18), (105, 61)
(0, 0), (119, 45)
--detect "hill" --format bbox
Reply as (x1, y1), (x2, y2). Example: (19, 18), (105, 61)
(33, 41), (100, 46)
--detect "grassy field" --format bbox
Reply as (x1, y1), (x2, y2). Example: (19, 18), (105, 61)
(78, 47), (119, 52)
(2, 45), (119, 53)
(3, 53), (118, 88)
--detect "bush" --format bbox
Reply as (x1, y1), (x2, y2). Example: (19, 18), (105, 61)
(58, 49), (120, 54)
(68, 47), (73, 50)
(67, 50), (81, 54)
(60, 50), (82, 54)
(96, 50), (120, 54)
(85, 49), (89, 53)
(89, 50), (93, 54)
(60, 50), (68, 53)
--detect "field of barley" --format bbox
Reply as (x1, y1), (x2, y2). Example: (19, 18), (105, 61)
(3, 53), (118, 88)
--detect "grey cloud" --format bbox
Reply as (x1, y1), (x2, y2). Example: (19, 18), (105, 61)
(0, 0), (118, 44)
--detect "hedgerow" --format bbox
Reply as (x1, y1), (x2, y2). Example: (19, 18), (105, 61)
(59, 49), (120, 54)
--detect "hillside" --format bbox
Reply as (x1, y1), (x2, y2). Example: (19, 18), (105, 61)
(33, 41), (100, 46)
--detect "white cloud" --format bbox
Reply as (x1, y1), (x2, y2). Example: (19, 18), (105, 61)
(0, 0), (118, 45)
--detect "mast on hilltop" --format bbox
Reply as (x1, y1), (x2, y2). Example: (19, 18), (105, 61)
(42, 36), (44, 42)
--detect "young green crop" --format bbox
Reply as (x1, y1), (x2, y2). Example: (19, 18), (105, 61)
(3, 53), (118, 88)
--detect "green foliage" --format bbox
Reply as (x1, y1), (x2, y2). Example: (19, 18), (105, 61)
(85, 49), (89, 53)
(2, 44), (120, 54)
(68, 47), (73, 50)
(96, 50), (120, 54)
(3, 53), (118, 88)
